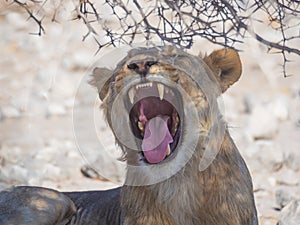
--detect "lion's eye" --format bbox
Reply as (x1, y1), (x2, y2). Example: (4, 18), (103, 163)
(145, 61), (157, 68)
(127, 63), (139, 70)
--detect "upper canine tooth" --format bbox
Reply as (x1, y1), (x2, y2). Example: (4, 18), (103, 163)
(170, 90), (175, 96)
(157, 83), (164, 100)
(128, 89), (135, 104)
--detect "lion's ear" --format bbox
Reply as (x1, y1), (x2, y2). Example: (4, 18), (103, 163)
(89, 67), (113, 101)
(204, 48), (242, 93)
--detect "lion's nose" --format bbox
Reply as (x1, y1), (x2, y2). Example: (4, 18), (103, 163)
(127, 60), (157, 77)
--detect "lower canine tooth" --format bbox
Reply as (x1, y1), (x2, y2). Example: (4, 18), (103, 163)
(138, 121), (144, 131)
(157, 83), (164, 100)
(167, 144), (171, 156)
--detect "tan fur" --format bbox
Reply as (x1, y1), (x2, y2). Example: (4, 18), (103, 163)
(91, 46), (257, 225)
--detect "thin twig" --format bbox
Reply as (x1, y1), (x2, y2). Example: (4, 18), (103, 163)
(7, 0), (300, 76)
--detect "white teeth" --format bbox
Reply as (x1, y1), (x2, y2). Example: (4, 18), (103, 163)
(173, 116), (179, 135)
(128, 88), (135, 104)
(167, 144), (171, 156)
(175, 116), (179, 124)
(157, 83), (164, 100)
(174, 126), (178, 135)
(131, 82), (170, 103)
(135, 82), (153, 89)
(138, 121), (144, 131)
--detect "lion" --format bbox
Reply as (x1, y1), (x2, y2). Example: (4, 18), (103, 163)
(0, 46), (258, 225)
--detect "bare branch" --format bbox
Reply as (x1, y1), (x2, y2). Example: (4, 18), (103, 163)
(9, 0), (45, 35)
(7, 0), (300, 76)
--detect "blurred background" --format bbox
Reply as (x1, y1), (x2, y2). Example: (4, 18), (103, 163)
(0, 1), (300, 224)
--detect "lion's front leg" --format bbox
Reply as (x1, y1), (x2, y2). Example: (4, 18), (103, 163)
(0, 186), (76, 225)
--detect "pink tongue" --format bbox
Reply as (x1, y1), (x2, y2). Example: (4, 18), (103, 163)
(141, 116), (173, 164)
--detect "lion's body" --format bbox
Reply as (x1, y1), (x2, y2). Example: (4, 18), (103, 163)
(121, 131), (257, 225)
(0, 46), (258, 225)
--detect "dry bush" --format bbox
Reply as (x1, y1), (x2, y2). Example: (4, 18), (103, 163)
(6, 0), (300, 76)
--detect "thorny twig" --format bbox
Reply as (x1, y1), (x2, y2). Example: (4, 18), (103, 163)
(9, 0), (45, 36)
(7, 0), (300, 77)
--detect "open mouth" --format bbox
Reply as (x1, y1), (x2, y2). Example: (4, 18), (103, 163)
(127, 81), (182, 164)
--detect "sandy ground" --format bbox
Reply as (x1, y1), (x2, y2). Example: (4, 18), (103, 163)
(0, 3), (300, 225)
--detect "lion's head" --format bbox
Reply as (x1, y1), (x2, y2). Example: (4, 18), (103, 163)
(90, 46), (242, 185)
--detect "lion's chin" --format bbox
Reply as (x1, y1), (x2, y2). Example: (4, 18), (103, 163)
(126, 80), (183, 164)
